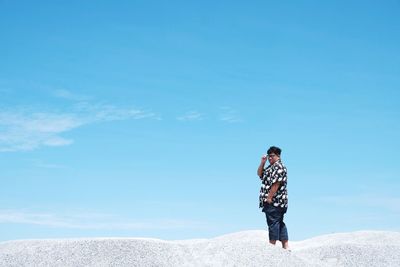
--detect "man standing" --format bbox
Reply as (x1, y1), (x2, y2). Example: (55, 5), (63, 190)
(257, 146), (289, 249)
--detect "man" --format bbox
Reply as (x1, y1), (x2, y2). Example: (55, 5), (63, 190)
(257, 146), (289, 249)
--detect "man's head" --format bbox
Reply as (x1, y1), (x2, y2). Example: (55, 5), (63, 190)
(267, 146), (281, 165)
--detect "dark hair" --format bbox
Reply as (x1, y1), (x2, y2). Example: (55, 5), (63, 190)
(267, 146), (282, 156)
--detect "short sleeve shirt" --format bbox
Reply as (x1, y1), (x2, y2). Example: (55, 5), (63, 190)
(259, 160), (288, 208)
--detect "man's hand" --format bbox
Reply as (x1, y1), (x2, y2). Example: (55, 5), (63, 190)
(266, 182), (280, 204)
(261, 155), (268, 164)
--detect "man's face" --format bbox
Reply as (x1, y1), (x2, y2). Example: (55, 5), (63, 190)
(268, 153), (280, 165)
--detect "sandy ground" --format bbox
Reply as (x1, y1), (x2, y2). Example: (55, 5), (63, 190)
(1, 230), (399, 266)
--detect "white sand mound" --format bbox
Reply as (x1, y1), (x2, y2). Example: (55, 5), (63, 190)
(1, 230), (400, 266)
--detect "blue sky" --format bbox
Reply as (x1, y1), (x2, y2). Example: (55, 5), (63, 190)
(1, 0), (399, 242)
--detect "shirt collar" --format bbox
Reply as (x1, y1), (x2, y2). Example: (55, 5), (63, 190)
(269, 159), (281, 167)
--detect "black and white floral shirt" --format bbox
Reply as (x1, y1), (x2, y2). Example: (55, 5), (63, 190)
(259, 160), (288, 208)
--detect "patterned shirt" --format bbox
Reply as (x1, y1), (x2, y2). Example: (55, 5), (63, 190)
(259, 160), (288, 208)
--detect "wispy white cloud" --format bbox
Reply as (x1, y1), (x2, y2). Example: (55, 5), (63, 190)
(27, 159), (67, 169)
(0, 111), (82, 152)
(319, 195), (400, 213)
(0, 94), (158, 152)
(218, 107), (242, 123)
(177, 111), (203, 121)
(0, 210), (209, 230)
(74, 102), (158, 122)
(52, 89), (90, 102)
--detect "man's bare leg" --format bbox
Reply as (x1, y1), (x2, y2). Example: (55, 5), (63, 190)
(281, 240), (289, 249)
(269, 240), (276, 245)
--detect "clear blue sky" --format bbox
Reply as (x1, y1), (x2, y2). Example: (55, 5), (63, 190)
(1, 0), (399, 242)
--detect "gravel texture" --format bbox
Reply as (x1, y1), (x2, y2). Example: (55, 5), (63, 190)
(0, 230), (399, 266)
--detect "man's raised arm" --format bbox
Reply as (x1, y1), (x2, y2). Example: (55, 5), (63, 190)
(257, 155), (267, 178)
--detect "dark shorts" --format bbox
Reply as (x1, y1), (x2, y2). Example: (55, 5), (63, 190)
(262, 204), (288, 241)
